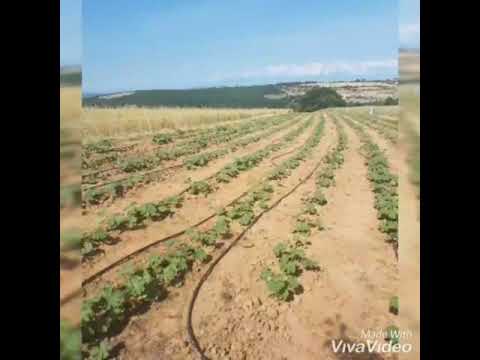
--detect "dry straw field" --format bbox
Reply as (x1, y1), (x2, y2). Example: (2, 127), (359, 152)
(82, 106), (288, 142)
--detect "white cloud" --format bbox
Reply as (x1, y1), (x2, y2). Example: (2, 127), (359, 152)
(237, 59), (398, 79)
(400, 23), (420, 45)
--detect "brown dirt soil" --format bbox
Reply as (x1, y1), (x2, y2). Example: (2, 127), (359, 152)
(84, 114), (339, 359)
(182, 116), (399, 360)
(82, 114), (295, 183)
(80, 110), (418, 360)
(346, 115), (401, 177)
(82, 116), (305, 216)
(82, 116), (314, 281)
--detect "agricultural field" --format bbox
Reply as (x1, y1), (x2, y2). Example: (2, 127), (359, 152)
(74, 105), (406, 359)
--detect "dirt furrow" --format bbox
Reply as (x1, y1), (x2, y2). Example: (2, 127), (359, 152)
(82, 116), (306, 218)
(186, 116), (338, 360)
(82, 116), (315, 283)
(93, 114), (337, 359)
(186, 116), (398, 360)
(82, 114), (296, 186)
(345, 114), (401, 176)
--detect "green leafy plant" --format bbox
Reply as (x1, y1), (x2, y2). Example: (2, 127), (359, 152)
(309, 190), (327, 206)
(61, 230), (82, 251)
(212, 215), (231, 237)
(303, 203), (317, 215)
(260, 268), (301, 301)
(385, 325), (400, 345)
(119, 157), (151, 173)
(189, 181), (213, 196)
(84, 188), (107, 205)
(85, 140), (113, 154)
(152, 133), (173, 145)
(60, 320), (81, 360)
(228, 201), (255, 226)
(105, 214), (131, 232)
(81, 229), (111, 257)
(122, 267), (158, 304)
(186, 228), (218, 246)
(86, 340), (111, 360)
(293, 221), (311, 236)
(389, 296), (399, 315)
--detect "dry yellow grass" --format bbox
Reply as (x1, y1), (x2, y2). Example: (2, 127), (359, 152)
(82, 106), (289, 141)
(60, 87), (82, 125)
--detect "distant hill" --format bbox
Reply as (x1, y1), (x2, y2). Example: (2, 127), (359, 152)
(60, 65), (81, 86)
(83, 84), (292, 108)
(83, 79), (397, 109)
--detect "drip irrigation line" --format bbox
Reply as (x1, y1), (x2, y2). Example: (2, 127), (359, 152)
(75, 119), (313, 296)
(186, 152), (326, 360)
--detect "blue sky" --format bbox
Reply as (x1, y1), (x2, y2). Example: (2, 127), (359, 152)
(82, 0), (400, 93)
(60, 0), (81, 65)
(399, 0), (420, 48)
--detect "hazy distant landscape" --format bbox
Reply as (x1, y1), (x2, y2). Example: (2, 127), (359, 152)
(83, 79), (398, 109)
(60, 65), (81, 87)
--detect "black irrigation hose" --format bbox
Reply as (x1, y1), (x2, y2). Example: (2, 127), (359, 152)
(80, 122), (313, 288)
(82, 120), (308, 207)
(82, 116), (293, 178)
(82, 163), (184, 191)
(83, 121), (292, 191)
(81, 187), (254, 288)
(270, 144), (305, 166)
(60, 288), (83, 307)
(186, 153), (326, 360)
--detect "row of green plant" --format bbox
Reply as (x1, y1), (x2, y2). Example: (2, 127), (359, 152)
(182, 117), (327, 246)
(60, 320), (81, 360)
(81, 196), (183, 257)
(268, 118), (325, 181)
(351, 113), (398, 144)
(83, 116), (309, 252)
(183, 117), (297, 170)
(81, 119), (312, 257)
(82, 117), (302, 207)
(215, 118), (313, 183)
(82, 182), (276, 356)
(342, 116), (398, 245)
(186, 117), (329, 303)
(151, 114), (293, 168)
(206, 118), (329, 303)
(82, 117), (328, 357)
(82, 242), (212, 358)
(83, 175), (147, 206)
(82, 153), (118, 171)
(88, 114), (291, 174)
(376, 116), (398, 131)
(261, 117), (348, 301)
(82, 114), (293, 182)
(84, 139), (114, 155)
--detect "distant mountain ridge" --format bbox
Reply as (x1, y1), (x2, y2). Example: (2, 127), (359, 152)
(60, 65), (81, 86)
(83, 84), (291, 109)
(83, 79), (397, 109)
